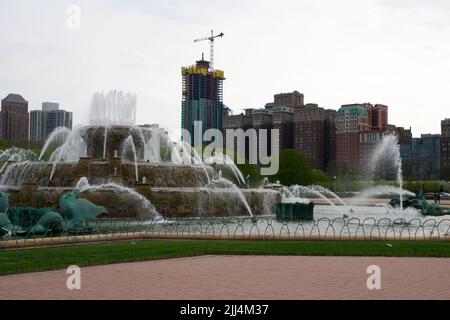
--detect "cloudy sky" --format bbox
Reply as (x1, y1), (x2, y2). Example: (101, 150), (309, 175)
(1, 0), (449, 137)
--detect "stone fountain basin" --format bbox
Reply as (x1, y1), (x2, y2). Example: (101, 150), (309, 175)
(0, 161), (214, 188)
(2, 185), (281, 219)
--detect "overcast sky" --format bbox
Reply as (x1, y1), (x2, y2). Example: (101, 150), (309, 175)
(1, 0), (449, 137)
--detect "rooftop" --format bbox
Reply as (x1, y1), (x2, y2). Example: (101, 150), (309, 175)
(338, 104), (368, 116)
(2, 93), (27, 104)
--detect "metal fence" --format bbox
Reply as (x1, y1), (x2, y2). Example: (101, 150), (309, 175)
(1, 216), (450, 247)
(0, 216), (449, 275)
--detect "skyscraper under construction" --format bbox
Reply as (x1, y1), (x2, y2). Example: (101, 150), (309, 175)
(181, 57), (225, 145)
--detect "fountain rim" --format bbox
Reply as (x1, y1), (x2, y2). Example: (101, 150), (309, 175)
(82, 124), (144, 130)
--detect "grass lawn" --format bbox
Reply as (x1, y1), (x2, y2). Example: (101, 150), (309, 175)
(1, 239), (449, 275)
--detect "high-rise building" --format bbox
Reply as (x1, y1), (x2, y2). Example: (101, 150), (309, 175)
(336, 102), (391, 171)
(441, 119), (450, 179)
(395, 126), (413, 179)
(252, 108), (273, 162)
(42, 102), (59, 112)
(30, 110), (46, 142)
(367, 104), (388, 131)
(410, 134), (441, 180)
(294, 104), (336, 170)
(223, 109), (253, 132)
(359, 103), (390, 163)
(273, 91), (304, 108)
(224, 103), (295, 163)
(0, 93), (29, 142)
(223, 109), (254, 160)
(335, 104), (370, 170)
(181, 57), (225, 145)
(30, 102), (73, 142)
(272, 106), (294, 152)
(45, 108), (72, 139)
(396, 126), (412, 145)
(324, 109), (337, 170)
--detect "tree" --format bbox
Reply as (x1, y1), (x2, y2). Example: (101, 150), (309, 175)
(269, 149), (330, 186)
(236, 162), (261, 187)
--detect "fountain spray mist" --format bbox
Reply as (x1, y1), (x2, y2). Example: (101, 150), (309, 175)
(368, 133), (404, 214)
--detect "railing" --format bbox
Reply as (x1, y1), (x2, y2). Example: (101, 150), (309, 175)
(1, 216), (449, 275)
(1, 216), (449, 247)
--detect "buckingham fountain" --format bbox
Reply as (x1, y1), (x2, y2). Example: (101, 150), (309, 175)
(0, 90), (449, 240)
(0, 91), (281, 221)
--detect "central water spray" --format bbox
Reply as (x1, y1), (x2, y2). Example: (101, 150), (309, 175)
(368, 133), (405, 215)
(89, 91), (137, 126)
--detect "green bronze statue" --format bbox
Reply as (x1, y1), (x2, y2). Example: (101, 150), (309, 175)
(0, 189), (107, 236)
(389, 193), (450, 216)
(0, 192), (9, 213)
(59, 189), (107, 222)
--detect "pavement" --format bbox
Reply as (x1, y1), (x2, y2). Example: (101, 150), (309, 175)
(1, 255), (449, 300)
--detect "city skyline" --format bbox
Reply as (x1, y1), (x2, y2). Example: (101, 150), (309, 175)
(1, 0), (450, 137)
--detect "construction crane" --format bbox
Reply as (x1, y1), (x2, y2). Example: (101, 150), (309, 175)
(193, 30), (224, 70)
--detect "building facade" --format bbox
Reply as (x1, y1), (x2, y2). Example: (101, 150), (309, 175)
(335, 104), (370, 170)
(222, 109), (254, 160)
(223, 109), (253, 131)
(396, 126), (413, 145)
(358, 103), (390, 163)
(441, 119), (450, 179)
(0, 93), (29, 143)
(336, 102), (392, 172)
(42, 102), (59, 112)
(409, 134), (442, 180)
(324, 109), (337, 171)
(29, 110), (46, 142)
(271, 106), (294, 152)
(273, 91), (304, 108)
(252, 108), (273, 162)
(223, 103), (293, 163)
(294, 104), (336, 170)
(30, 102), (73, 142)
(181, 58), (225, 145)
(394, 126), (413, 179)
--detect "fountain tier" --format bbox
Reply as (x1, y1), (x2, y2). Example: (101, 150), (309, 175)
(1, 125), (280, 218)
(2, 185), (280, 219)
(84, 126), (146, 160)
(0, 91), (282, 218)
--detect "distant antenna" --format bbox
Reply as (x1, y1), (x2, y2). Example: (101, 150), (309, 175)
(193, 30), (224, 70)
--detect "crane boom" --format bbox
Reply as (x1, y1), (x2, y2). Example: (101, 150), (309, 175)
(193, 30), (224, 70)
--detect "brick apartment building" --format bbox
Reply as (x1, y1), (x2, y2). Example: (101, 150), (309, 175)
(294, 103), (336, 170)
(271, 106), (294, 153)
(222, 108), (254, 160)
(335, 103), (391, 171)
(273, 91), (304, 108)
(223, 91), (303, 163)
(441, 118), (450, 179)
(0, 93), (29, 143)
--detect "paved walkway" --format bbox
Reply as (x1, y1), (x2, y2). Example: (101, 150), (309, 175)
(1, 255), (449, 299)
